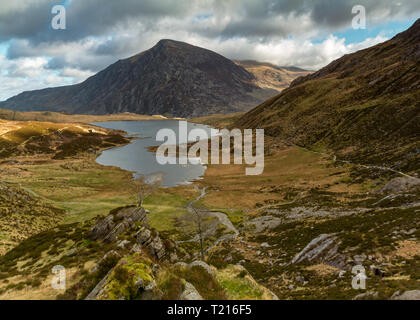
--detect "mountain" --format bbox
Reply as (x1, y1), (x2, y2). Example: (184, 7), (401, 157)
(0, 40), (282, 118)
(235, 19), (420, 173)
(234, 60), (311, 92)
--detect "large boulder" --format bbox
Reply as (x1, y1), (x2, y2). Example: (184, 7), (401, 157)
(289, 233), (346, 269)
(391, 290), (420, 300)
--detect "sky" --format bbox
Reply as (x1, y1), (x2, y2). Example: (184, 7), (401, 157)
(0, 0), (419, 101)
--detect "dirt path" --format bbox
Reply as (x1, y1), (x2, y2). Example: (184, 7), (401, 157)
(182, 187), (239, 251)
(285, 141), (417, 180)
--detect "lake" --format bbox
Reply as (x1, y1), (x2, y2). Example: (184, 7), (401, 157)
(92, 120), (214, 187)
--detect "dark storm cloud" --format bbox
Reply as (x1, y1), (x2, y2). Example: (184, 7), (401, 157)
(215, 0), (420, 39)
(2, 0), (420, 47)
(0, 0), (191, 44)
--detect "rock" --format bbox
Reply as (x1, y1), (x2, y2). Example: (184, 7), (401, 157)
(135, 227), (166, 260)
(90, 250), (121, 274)
(136, 227), (152, 246)
(189, 261), (214, 276)
(174, 262), (189, 268)
(391, 290), (420, 300)
(374, 177), (420, 194)
(88, 215), (115, 240)
(103, 220), (131, 243)
(244, 216), (282, 233)
(134, 277), (145, 288)
(289, 234), (346, 269)
(288, 284), (295, 290)
(131, 243), (143, 253)
(148, 236), (165, 260)
(261, 242), (270, 248)
(353, 291), (379, 300)
(295, 276), (305, 284)
(88, 206), (147, 243)
(169, 252), (178, 263)
(85, 269), (113, 300)
(117, 240), (130, 249)
(353, 254), (367, 265)
(64, 248), (78, 257)
(224, 255), (233, 263)
(180, 281), (203, 300)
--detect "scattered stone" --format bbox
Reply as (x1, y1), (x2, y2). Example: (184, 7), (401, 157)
(374, 177), (420, 194)
(353, 291), (379, 300)
(180, 281), (203, 300)
(117, 239), (130, 249)
(244, 216), (282, 233)
(64, 248), (78, 257)
(261, 242), (270, 248)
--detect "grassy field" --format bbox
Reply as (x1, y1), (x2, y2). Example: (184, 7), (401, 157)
(196, 144), (365, 213)
(0, 109), (169, 123)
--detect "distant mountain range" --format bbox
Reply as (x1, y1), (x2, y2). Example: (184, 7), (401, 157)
(0, 40), (307, 118)
(234, 60), (311, 92)
(236, 18), (420, 171)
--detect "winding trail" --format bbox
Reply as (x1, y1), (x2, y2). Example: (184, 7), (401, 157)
(182, 187), (239, 251)
(286, 141), (417, 180)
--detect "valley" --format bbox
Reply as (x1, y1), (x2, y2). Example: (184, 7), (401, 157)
(0, 113), (418, 300)
(0, 18), (419, 301)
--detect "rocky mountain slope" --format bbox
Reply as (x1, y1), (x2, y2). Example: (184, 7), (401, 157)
(0, 204), (278, 300)
(0, 40), (281, 118)
(235, 19), (420, 174)
(235, 60), (311, 92)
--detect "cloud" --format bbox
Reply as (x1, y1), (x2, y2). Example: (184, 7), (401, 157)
(0, 0), (419, 100)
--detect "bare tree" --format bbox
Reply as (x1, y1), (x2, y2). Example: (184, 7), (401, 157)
(190, 206), (206, 261)
(128, 174), (162, 207)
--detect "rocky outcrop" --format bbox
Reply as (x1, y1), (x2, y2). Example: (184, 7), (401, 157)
(244, 216), (282, 233)
(289, 234), (346, 269)
(88, 206), (147, 242)
(85, 269), (113, 300)
(88, 206), (168, 261)
(374, 177), (420, 194)
(135, 227), (166, 260)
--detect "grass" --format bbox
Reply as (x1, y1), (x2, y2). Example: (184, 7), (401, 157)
(2, 158), (135, 224)
(143, 187), (198, 231)
(0, 109), (167, 123)
(197, 145), (362, 213)
(215, 265), (265, 299)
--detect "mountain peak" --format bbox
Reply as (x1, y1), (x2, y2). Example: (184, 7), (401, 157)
(0, 41), (276, 117)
